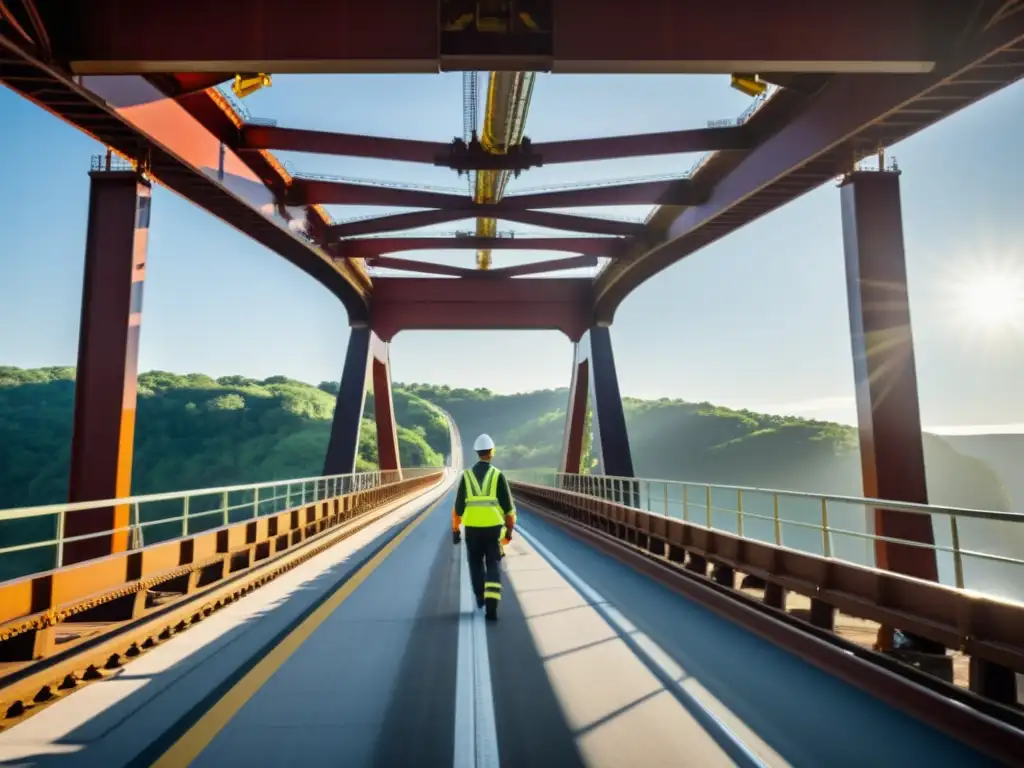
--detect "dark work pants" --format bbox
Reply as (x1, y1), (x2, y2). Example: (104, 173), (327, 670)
(464, 525), (503, 613)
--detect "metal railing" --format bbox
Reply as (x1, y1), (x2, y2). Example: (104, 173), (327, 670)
(90, 153), (135, 173)
(511, 471), (1024, 603)
(0, 468), (442, 580)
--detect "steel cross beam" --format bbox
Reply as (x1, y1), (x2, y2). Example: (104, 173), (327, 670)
(594, 11), (1024, 319)
(363, 257), (477, 278)
(336, 236), (624, 259)
(241, 125), (449, 165)
(370, 276), (595, 341)
(328, 210), (645, 239)
(35, 0), (956, 74)
(289, 178), (698, 208)
(241, 124), (752, 165)
(363, 254), (599, 277)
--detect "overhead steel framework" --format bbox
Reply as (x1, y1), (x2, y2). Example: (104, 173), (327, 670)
(1, 0), (1023, 656)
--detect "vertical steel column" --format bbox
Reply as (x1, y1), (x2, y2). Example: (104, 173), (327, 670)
(840, 170), (937, 581)
(559, 358), (590, 474)
(323, 327), (372, 476)
(583, 326), (635, 480)
(65, 170), (151, 565)
(371, 334), (401, 474)
(323, 328), (401, 476)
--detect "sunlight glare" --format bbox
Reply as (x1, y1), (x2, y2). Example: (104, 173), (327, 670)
(951, 265), (1024, 332)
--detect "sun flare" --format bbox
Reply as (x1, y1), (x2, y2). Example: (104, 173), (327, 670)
(950, 265), (1024, 332)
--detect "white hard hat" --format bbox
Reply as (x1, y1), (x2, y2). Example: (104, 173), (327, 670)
(473, 433), (496, 452)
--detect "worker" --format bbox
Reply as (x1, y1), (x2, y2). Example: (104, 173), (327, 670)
(452, 433), (517, 621)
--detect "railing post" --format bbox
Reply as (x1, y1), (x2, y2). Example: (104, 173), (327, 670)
(131, 502), (143, 549)
(182, 495), (190, 538)
(56, 510), (66, 568)
(772, 494), (781, 546)
(222, 491), (229, 527)
(705, 486), (712, 529)
(950, 516), (965, 589)
(821, 498), (832, 558)
(736, 489), (744, 538)
(253, 487), (260, 519)
(663, 483), (669, 517)
(682, 484), (689, 522)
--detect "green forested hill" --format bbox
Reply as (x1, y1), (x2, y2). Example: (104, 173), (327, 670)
(0, 367), (447, 509)
(0, 366), (1010, 515)
(401, 384), (1009, 512)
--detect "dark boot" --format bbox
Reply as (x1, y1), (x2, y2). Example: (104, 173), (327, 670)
(485, 598), (498, 622)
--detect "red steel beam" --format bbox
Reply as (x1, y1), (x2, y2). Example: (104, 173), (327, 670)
(364, 256), (477, 277)
(505, 179), (698, 209)
(289, 180), (468, 208)
(594, 13), (1024, 318)
(487, 254), (599, 277)
(39, 0), (955, 74)
(370, 277), (595, 341)
(329, 209), (645, 238)
(292, 178), (698, 208)
(240, 125), (446, 165)
(242, 124), (751, 164)
(537, 126), (753, 163)
(338, 236), (621, 259)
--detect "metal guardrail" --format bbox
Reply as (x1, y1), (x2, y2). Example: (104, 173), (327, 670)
(509, 471), (1024, 600)
(89, 154), (135, 173)
(0, 468), (442, 578)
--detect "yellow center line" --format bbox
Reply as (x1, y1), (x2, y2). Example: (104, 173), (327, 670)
(151, 492), (448, 767)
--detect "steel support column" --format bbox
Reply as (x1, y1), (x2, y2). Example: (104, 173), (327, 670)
(323, 328), (401, 476)
(371, 337), (401, 474)
(565, 327), (634, 503)
(560, 359), (590, 474)
(65, 170), (151, 565)
(840, 169), (937, 582)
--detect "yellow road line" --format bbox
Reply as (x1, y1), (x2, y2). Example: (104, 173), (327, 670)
(151, 492), (447, 767)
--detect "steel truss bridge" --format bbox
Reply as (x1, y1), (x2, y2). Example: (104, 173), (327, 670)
(2, 1), (1024, 765)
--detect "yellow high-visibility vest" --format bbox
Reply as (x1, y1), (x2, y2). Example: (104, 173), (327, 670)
(461, 465), (507, 528)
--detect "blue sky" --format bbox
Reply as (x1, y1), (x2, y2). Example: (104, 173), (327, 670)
(1, 74), (1022, 433)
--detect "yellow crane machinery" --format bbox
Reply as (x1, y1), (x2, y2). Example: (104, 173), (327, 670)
(730, 73), (766, 98)
(232, 73), (272, 99)
(471, 71), (535, 269)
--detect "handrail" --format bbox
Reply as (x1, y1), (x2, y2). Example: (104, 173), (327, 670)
(0, 468), (443, 578)
(512, 471), (1024, 597)
(538, 471), (1023, 523)
(511, 479), (1024, 739)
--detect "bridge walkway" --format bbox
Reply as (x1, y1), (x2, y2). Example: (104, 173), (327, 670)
(0, 481), (1000, 767)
